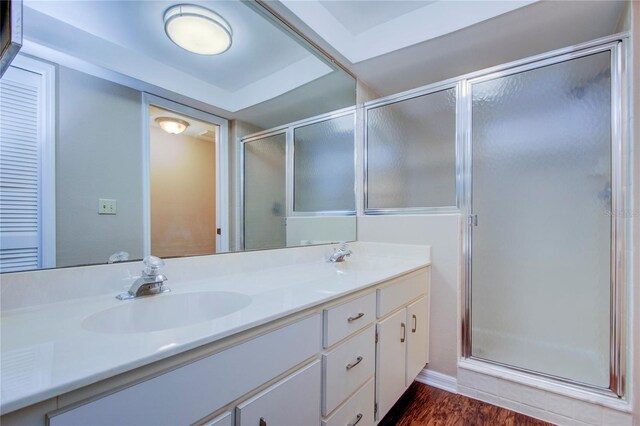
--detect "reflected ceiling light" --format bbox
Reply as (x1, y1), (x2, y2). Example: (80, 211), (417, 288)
(163, 4), (232, 55)
(155, 117), (190, 134)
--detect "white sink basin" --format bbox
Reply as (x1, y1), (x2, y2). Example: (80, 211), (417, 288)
(82, 291), (252, 334)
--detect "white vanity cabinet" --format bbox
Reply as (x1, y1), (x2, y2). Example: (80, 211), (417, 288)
(322, 269), (430, 425)
(375, 271), (430, 422)
(6, 266), (430, 426)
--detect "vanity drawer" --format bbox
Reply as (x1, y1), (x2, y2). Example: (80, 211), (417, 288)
(236, 361), (321, 426)
(322, 326), (375, 416)
(48, 314), (321, 426)
(323, 292), (375, 348)
(377, 269), (428, 318)
(322, 378), (374, 426)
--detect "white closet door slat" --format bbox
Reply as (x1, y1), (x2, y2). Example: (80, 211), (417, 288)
(0, 66), (42, 272)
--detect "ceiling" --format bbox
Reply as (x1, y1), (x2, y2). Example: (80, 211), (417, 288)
(21, 0), (334, 112)
(233, 69), (356, 129)
(272, 0), (627, 98)
(17, 0), (625, 128)
(319, 1), (433, 36)
(281, 0), (536, 63)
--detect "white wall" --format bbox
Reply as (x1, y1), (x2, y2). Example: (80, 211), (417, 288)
(357, 214), (461, 378)
(56, 66), (143, 267)
(286, 216), (356, 247)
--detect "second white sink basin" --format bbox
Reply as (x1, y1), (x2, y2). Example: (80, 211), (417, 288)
(82, 291), (252, 334)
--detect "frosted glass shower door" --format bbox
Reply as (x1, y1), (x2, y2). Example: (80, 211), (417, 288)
(293, 114), (355, 212)
(243, 133), (286, 250)
(469, 52), (612, 387)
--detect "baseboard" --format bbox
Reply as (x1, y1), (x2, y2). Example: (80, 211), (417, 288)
(415, 368), (457, 393)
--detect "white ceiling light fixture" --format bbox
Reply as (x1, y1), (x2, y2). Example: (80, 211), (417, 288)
(155, 117), (190, 134)
(163, 4), (233, 55)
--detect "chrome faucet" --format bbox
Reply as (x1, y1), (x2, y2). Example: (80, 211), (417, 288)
(117, 256), (170, 300)
(328, 243), (352, 263)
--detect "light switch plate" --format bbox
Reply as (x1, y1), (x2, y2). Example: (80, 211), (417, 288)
(98, 198), (117, 215)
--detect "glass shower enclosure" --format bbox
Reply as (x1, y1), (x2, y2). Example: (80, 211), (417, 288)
(462, 41), (626, 395)
(241, 109), (356, 251)
(242, 132), (287, 251)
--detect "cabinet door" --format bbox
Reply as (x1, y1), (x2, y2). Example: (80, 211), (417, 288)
(236, 361), (321, 426)
(406, 296), (429, 387)
(375, 309), (407, 421)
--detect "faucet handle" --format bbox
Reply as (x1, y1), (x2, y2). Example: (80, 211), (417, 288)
(108, 251), (130, 264)
(337, 242), (349, 251)
(143, 255), (165, 276)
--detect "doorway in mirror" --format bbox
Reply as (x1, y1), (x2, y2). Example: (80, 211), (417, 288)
(149, 105), (221, 258)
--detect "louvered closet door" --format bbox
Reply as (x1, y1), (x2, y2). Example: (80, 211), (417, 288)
(0, 66), (43, 272)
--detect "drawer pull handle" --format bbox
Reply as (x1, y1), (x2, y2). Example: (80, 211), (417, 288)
(401, 323), (406, 343)
(347, 313), (365, 322)
(346, 356), (363, 370)
(412, 314), (417, 333)
(260, 418), (267, 426)
(348, 413), (363, 426)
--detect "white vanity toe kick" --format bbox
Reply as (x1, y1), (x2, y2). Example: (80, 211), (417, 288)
(0, 244), (431, 415)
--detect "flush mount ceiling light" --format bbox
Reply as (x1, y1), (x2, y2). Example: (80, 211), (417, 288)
(155, 117), (190, 134)
(163, 4), (232, 55)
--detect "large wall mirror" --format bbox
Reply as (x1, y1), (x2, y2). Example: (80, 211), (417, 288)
(0, 0), (357, 272)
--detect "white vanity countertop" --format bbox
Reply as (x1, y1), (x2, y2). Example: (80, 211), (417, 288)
(0, 242), (430, 415)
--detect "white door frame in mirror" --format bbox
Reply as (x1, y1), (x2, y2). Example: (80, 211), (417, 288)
(141, 93), (230, 255)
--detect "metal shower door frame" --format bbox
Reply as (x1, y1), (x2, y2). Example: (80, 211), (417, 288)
(459, 38), (628, 398)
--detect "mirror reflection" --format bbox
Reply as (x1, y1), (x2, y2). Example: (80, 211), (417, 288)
(150, 105), (220, 259)
(0, 0), (357, 272)
(242, 109), (356, 251)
